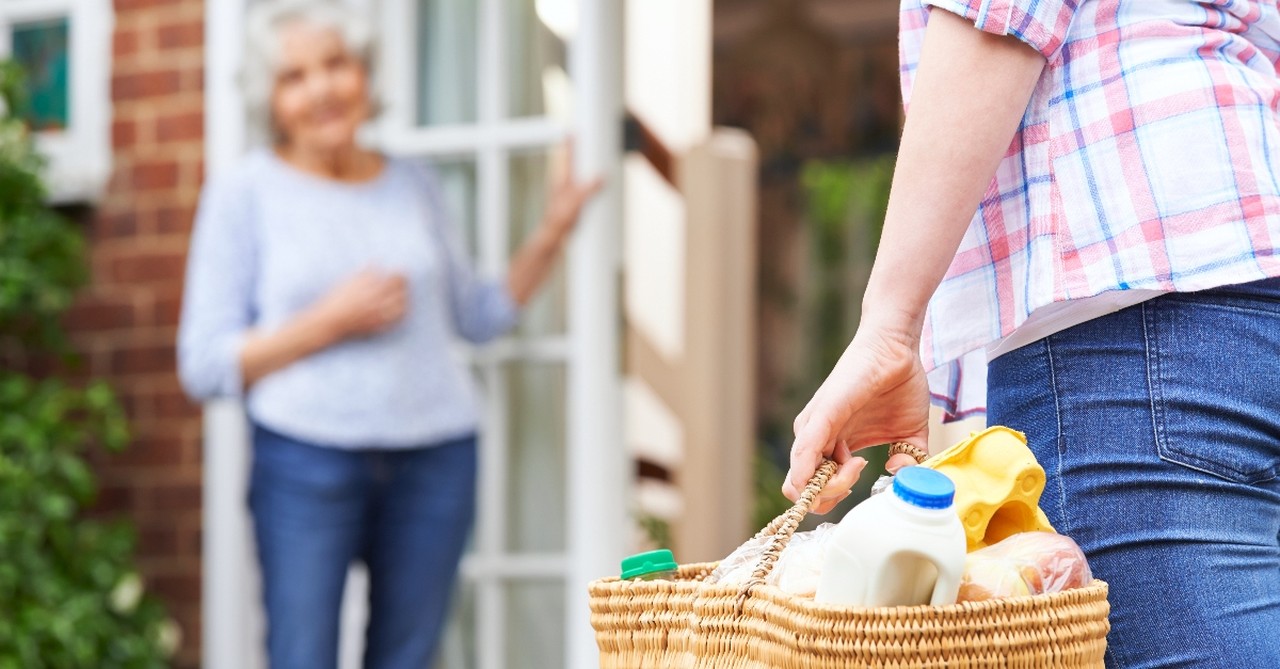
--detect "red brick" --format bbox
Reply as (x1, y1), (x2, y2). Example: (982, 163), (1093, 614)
(112, 69), (182, 101)
(154, 390), (199, 420)
(113, 28), (140, 59)
(132, 160), (181, 190)
(145, 482), (202, 513)
(113, 0), (173, 11)
(138, 526), (181, 557)
(94, 483), (137, 515)
(153, 291), (184, 326)
(112, 119), (137, 149)
(108, 386), (147, 418)
(114, 436), (186, 468)
(157, 20), (203, 50)
(111, 342), (177, 376)
(155, 204), (196, 235)
(108, 250), (186, 284)
(64, 296), (135, 331)
(156, 111), (203, 143)
(95, 211), (140, 238)
(149, 572), (201, 604)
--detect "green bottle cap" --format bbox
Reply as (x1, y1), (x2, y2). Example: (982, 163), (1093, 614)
(620, 549), (677, 580)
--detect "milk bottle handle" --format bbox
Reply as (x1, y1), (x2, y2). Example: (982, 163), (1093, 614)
(735, 442), (926, 613)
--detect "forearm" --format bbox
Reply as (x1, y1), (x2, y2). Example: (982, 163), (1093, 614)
(861, 9), (1046, 337)
(239, 306), (342, 388)
(506, 223), (568, 305)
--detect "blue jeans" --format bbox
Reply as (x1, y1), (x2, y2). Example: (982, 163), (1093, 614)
(248, 425), (477, 669)
(988, 278), (1280, 669)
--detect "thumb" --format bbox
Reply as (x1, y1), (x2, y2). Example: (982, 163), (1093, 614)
(788, 411), (838, 495)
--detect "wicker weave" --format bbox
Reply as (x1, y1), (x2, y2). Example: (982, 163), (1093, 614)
(589, 456), (1110, 668)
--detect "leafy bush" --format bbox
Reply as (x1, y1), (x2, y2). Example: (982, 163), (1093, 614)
(0, 60), (173, 668)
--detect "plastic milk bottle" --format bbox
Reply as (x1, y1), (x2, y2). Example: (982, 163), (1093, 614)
(815, 467), (966, 607)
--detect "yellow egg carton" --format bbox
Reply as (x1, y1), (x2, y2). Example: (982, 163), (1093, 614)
(921, 426), (1056, 551)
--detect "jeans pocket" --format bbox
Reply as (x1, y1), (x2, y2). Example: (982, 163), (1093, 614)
(1146, 298), (1280, 485)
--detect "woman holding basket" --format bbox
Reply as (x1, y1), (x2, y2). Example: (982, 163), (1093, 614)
(783, 2), (1280, 667)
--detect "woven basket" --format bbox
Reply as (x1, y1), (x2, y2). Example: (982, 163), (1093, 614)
(589, 455), (1110, 668)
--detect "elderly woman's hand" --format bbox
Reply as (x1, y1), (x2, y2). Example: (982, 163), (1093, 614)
(541, 139), (605, 240)
(506, 139), (605, 305)
(314, 268), (408, 339)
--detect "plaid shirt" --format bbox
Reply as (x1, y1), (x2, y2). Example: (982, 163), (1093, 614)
(901, 0), (1280, 420)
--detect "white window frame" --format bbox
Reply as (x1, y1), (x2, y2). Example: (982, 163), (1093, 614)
(0, 0), (112, 203)
(203, 1), (627, 668)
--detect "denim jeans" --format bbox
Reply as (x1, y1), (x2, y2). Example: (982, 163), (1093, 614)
(248, 425), (477, 669)
(988, 278), (1280, 669)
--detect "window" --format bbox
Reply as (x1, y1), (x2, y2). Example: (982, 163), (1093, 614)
(0, 0), (111, 203)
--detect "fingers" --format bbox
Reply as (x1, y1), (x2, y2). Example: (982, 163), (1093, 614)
(787, 411), (838, 497)
(811, 456), (867, 515)
(886, 452), (921, 474)
(556, 137), (577, 188)
(578, 176), (606, 200)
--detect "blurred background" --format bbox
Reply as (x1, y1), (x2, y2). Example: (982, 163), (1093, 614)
(0, 0), (980, 667)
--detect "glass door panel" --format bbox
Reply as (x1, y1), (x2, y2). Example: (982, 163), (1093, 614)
(506, 0), (567, 118)
(417, 0), (479, 125)
(504, 579), (566, 669)
(504, 360), (567, 553)
(509, 150), (567, 336)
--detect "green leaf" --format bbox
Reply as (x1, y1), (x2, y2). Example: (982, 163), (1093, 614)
(0, 59), (168, 667)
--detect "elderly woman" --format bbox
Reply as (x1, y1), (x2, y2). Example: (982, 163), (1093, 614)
(177, 1), (600, 667)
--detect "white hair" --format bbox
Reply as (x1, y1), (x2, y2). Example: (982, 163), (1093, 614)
(241, 0), (378, 145)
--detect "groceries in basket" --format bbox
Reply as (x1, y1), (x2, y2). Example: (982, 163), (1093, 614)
(957, 531), (1092, 602)
(815, 466), (966, 606)
(619, 549), (678, 581)
(919, 426), (1057, 550)
(707, 522), (837, 596)
(587, 430), (1112, 669)
(711, 426), (1094, 606)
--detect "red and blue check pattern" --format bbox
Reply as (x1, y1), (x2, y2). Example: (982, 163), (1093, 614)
(901, 0), (1280, 420)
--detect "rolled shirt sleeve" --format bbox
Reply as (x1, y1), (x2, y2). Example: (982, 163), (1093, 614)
(418, 165), (521, 344)
(177, 172), (257, 401)
(925, 0), (1081, 60)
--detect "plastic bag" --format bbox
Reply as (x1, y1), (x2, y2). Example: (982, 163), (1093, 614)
(869, 474), (895, 497)
(707, 523), (838, 596)
(956, 531), (1092, 602)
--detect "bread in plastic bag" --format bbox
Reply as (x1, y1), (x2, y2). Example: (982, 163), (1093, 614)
(706, 523), (837, 596)
(957, 531), (1092, 602)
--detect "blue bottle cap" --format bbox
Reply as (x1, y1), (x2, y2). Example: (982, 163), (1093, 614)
(892, 467), (955, 510)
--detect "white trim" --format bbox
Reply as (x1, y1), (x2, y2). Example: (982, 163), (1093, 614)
(465, 336), (571, 363)
(474, 3), (509, 667)
(565, 1), (628, 667)
(203, 3), (259, 669)
(376, 0), (414, 134)
(459, 553), (568, 580)
(383, 118), (567, 158)
(0, 0), (112, 203)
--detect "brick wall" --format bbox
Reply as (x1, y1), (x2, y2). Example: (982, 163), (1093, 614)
(66, 1), (207, 667)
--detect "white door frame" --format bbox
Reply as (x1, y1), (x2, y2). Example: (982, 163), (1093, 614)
(201, 2), (626, 667)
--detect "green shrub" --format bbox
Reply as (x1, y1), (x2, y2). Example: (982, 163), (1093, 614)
(0, 60), (173, 669)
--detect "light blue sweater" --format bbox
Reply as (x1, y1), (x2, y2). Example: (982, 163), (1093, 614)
(178, 150), (518, 448)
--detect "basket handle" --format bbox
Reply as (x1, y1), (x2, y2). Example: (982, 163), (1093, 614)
(734, 441), (927, 612)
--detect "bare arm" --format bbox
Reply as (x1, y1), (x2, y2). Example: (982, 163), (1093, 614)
(862, 9), (1046, 336)
(784, 9), (1047, 513)
(239, 308), (343, 387)
(239, 269), (408, 387)
(506, 142), (604, 305)
(505, 221), (573, 306)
